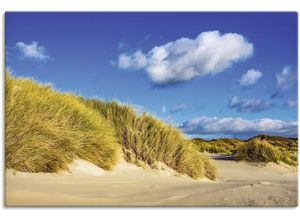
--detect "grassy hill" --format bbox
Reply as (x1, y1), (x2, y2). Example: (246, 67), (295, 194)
(5, 72), (216, 180)
(6, 72), (121, 172)
(193, 138), (243, 155)
(193, 135), (298, 166)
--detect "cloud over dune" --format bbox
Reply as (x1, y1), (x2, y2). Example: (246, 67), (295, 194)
(228, 96), (272, 113)
(170, 104), (187, 113)
(16, 41), (50, 60)
(118, 31), (253, 84)
(178, 116), (297, 138)
(239, 69), (262, 86)
(276, 66), (297, 89)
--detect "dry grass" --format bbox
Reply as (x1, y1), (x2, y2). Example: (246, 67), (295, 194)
(193, 135), (297, 166)
(193, 138), (242, 154)
(236, 139), (281, 163)
(5, 72), (121, 172)
(84, 99), (217, 180)
(6, 72), (216, 180)
(236, 138), (297, 166)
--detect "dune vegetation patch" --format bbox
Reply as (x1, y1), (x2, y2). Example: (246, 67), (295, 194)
(5, 72), (121, 172)
(5, 72), (216, 180)
(193, 135), (297, 167)
(236, 139), (282, 163)
(193, 138), (243, 155)
(236, 139), (297, 166)
(84, 100), (217, 180)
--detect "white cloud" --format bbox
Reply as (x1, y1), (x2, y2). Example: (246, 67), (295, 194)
(160, 105), (167, 113)
(283, 99), (298, 108)
(170, 104), (187, 113)
(228, 96), (272, 112)
(165, 115), (174, 124)
(118, 51), (147, 69)
(239, 69), (262, 86)
(118, 31), (253, 84)
(276, 66), (297, 89)
(178, 116), (297, 138)
(16, 41), (49, 60)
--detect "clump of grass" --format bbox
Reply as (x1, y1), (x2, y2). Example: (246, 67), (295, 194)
(193, 138), (243, 155)
(84, 99), (217, 180)
(5, 72), (121, 172)
(236, 139), (282, 163)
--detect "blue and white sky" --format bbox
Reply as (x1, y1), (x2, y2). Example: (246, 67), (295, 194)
(5, 12), (298, 139)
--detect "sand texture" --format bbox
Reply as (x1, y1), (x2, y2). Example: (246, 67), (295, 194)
(6, 157), (297, 207)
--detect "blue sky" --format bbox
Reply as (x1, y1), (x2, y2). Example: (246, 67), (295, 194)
(5, 12), (298, 139)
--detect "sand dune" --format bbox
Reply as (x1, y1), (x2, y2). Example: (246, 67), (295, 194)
(5, 157), (297, 206)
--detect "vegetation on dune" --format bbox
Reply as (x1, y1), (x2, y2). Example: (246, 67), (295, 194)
(5, 72), (121, 172)
(84, 99), (217, 180)
(193, 135), (297, 166)
(6, 72), (216, 180)
(193, 138), (242, 154)
(247, 135), (298, 166)
(236, 139), (282, 163)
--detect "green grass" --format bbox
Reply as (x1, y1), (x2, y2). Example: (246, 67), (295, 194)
(6, 72), (216, 180)
(6, 72), (121, 172)
(84, 99), (216, 180)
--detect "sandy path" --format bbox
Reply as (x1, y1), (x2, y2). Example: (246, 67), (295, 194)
(5, 158), (298, 207)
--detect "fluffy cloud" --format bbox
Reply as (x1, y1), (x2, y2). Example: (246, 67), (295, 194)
(178, 116), (297, 138)
(239, 69), (262, 86)
(283, 99), (298, 108)
(16, 41), (50, 60)
(170, 104), (187, 113)
(276, 66), (297, 89)
(228, 96), (272, 112)
(118, 31), (253, 84)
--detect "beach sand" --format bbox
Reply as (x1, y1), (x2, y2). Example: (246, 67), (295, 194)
(5, 157), (298, 206)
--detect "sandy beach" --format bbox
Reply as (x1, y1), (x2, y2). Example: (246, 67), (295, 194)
(6, 156), (298, 207)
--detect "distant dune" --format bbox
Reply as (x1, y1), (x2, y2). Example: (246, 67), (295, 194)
(193, 135), (298, 166)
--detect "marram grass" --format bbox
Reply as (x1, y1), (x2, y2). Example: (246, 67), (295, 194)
(5, 72), (121, 172)
(84, 100), (216, 180)
(5, 72), (216, 180)
(236, 139), (298, 166)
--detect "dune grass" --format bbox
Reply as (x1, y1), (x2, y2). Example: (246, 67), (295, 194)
(6, 72), (216, 180)
(84, 99), (217, 180)
(236, 139), (281, 163)
(193, 135), (297, 166)
(5, 72), (121, 172)
(193, 138), (242, 155)
(236, 138), (298, 166)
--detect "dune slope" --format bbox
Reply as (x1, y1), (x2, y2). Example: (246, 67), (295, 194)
(5, 72), (216, 179)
